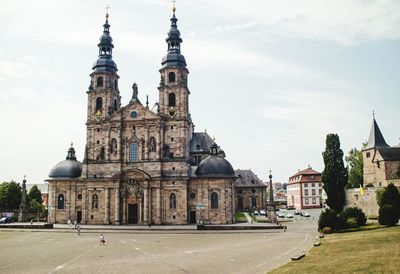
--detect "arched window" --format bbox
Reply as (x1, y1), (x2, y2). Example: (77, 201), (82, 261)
(92, 194), (98, 209)
(97, 76), (103, 88)
(211, 192), (218, 209)
(96, 97), (103, 111)
(170, 193), (176, 209)
(57, 194), (64, 209)
(251, 197), (257, 208)
(168, 72), (176, 82)
(168, 93), (176, 107)
(114, 79), (118, 89)
(129, 143), (138, 162)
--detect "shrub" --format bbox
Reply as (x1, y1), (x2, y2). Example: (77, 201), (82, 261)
(340, 207), (367, 227)
(378, 205), (398, 226)
(379, 184), (400, 219)
(318, 209), (345, 231)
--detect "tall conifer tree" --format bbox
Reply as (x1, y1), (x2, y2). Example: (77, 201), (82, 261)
(322, 134), (348, 213)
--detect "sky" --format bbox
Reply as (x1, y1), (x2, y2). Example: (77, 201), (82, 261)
(0, 0), (399, 185)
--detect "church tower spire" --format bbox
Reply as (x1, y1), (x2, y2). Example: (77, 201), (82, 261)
(365, 113), (389, 149)
(158, 5), (190, 120)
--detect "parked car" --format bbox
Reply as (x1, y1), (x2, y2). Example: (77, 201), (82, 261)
(294, 211), (301, 215)
(259, 210), (266, 216)
(253, 210), (260, 216)
(0, 216), (13, 224)
(286, 205), (295, 210)
(286, 213), (294, 218)
(301, 211), (311, 217)
(277, 212), (286, 218)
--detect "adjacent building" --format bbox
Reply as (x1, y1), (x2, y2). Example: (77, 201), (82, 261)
(234, 170), (266, 211)
(346, 115), (400, 216)
(286, 167), (323, 210)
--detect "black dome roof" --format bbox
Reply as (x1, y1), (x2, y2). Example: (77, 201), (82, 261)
(195, 155), (235, 177)
(49, 145), (82, 179)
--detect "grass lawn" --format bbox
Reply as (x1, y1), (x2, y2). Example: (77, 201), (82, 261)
(234, 211), (248, 222)
(270, 226), (400, 274)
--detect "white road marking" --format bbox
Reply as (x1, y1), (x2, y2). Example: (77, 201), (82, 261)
(185, 250), (194, 254)
(135, 247), (139, 250)
(120, 240), (126, 244)
(256, 233), (310, 268)
(50, 244), (97, 273)
(130, 238), (137, 242)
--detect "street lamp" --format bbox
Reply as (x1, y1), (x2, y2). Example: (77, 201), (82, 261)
(268, 170), (276, 223)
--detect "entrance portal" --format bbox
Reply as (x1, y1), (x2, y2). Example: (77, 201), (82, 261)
(128, 204), (138, 224)
(189, 210), (196, 224)
(77, 211), (82, 224)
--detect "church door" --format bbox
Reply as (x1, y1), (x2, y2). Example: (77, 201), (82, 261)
(77, 211), (82, 224)
(189, 211), (196, 224)
(128, 204), (138, 224)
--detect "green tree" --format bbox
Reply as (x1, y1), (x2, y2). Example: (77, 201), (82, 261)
(322, 134), (348, 213)
(28, 185), (43, 204)
(378, 183), (400, 220)
(28, 199), (45, 216)
(0, 181), (22, 210)
(345, 147), (364, 188)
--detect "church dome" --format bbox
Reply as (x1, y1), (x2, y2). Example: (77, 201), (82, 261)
(195, 143), (235, 178)
(49, 145), (82, 179)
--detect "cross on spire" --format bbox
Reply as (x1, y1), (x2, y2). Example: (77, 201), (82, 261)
(172, 0), (176, 13)
(105, 4), (110, 14)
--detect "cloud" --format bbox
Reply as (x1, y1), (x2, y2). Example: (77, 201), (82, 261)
(198, 0), (400, 45)
(0, 60), (32, 78)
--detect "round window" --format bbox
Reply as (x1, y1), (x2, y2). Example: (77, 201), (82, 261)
(189, 193), (196, 199)
(130, 111), (138, 118)
(77, 194), (82, 200)
(251, 188), (256, 193)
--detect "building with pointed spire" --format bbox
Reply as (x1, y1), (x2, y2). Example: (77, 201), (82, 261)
(46, 8), (262, 225)
(346, 115), (400, 216)
(362, 115), (400, 188)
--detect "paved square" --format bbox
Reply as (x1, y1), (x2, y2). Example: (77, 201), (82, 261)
(0, 220), (316, 274)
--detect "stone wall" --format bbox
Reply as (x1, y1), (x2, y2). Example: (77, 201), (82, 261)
(345, 188), (379, 217)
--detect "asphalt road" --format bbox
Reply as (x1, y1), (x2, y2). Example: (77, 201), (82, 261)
(0, 217), (318, 274)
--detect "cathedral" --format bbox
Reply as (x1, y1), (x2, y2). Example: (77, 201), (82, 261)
(46, 8), (264, 225)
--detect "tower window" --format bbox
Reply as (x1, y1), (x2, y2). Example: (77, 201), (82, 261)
(211, 192), (218, 209)
(114, 79), (118, 89)
(57, 194), (64, 209)
(168, 93), (176, 107)
(129, 143), (138, 162)
(96, 97), (103, 111)
(97, 76), (103, 88)
(114, 99), (118, 111)
(110, 138), (117, 154)
(168, 72), (176, 83)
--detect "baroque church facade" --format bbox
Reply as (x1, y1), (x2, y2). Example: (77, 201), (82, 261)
(47, 9), (264, 225)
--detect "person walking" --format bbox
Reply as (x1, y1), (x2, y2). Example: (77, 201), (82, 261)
(99, 233), (105, 245)
(77, 225), (81, 236)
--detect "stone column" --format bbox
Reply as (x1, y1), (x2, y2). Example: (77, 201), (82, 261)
(114, 187), (120, 225)
(105, 187), (110, 224)
(122, 197), (127, 224)
(143, 187), (148, 224)
(145, 125), (149, 160)
(157, 187), (161, 224)
(70, 182), (76, 223)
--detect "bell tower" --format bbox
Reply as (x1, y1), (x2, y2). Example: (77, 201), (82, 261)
(158, 5), (190, 120)
(87, 12), (121, 123)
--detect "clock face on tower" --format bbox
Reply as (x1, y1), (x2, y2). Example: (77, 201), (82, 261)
(168, 107), (176, 118)
(94, 110), (103, 122)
